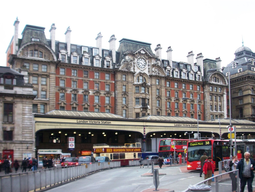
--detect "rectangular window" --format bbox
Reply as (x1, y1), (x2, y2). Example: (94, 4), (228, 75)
(210, 105), (212, 111)
(104, 50), (109, 57)
(34, 50), (38, 57)
(198, 104), (201, 110)
(60, 106), (65, 110)
(39, 51), (43, 58)
(123, 97), (126, 104)
(29, 50), (33, 57)
(33, 104), (38, 113)
(42, 65), (47, 72)
(72, 69), (77, 76)
(198, 94), (201, 100)
(60, 68), (65, 75)
(106, 96), (110, 104)
(105, 74), (110, 80)
(41, 91), (46, 99)
(157, 89), (160, 95)
(82, 46), (89, 53)
(141, 87), (145, 93)
(167, 102), (170, 108)
(93, 48), (99, 56)
(95, 95), (99, 103)
(4, 103), (13, 123)
(41, 77), (47, 85)
(135, 86), (139, 93)
(214, 96), (217, 101)
(72, 94), (77, 101)
(105, 109), (110, 113)
(24, 63), (30, 69)
(183, 92), (186, 98)
(190, 93), (193, 99)
(175, 113), (179, 117)
(33, 90), (38, 98)
(123, 109), (126, 118)
(183, 113), (186, 117)
(157, 100), (160, 107)
(71, 45), (77, 53)
(210, 86), (213, 91)
(219, 87), (222, 92)
(40, 104), (45, 113)
(239, 99), (243, 104)
(136, 113), (140, 118)
(175, 102), (178, 109)
(83, 82), (88, 89)
(122, 75), (126, 81)
(123, 85), (126, 92)
(210, 95), (212, 101)
(95, 59), (100, 67)
(191, 104), (194, 110)
(182, 83), (186, 89)
(84, 70), (88, 78)
(167, 91), (170, 97)
(83, 107), (88, 112)
(32, 77), (38, 84)
(60, 93), (65, 100)
(72, 107), (77, 111)
(95, 83), (99, 90)
(219, 105), (222, 111)
(83, 57), (89, 65)
(156, 79), (159, 85)
(167, 81), (170, 87)
(197, 85), (200, 91)
(105, 84), (110, 91)
(72, 56), (77, 64)
(106, 61), (110, 68)
(95, 108), (99, 112)
(174, 82), (178, 88)
(72, 81), (77, 88)
(33, 64), (38, 71)
(83, 95), (88, 102)
(135, 98), (140, 105)
(215, 105), (217, 111)
(175, 91), (178, 97)
(60, 79), (65, 87)
(214, 87), (217, 92)
(3, 131), (13, 141)
(183, 103), (186, 109)
(59, 43), (65, 50)
(95, 72), (99, 79)
(190, 84), (193, 90)
(61, 54), (66, 62)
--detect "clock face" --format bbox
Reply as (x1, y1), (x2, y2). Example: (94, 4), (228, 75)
(137, 58), (146, 69)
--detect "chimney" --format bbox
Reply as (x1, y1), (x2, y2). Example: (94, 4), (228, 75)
(13, 17), (20, 54)
(96, 32), (103, 57)
(109, 35), (116, 63)
(155, 44), (162, 60)
(196, 53), (204, 76)
(187, 51), (194, 67)
(216, 57), (221, 70)
(50, 23), (56, 52)
(166, 46), (173, 67)
(65, 26), (71, 56)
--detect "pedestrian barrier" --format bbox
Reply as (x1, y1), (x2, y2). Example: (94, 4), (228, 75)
(0, 161), (121, 192)
(184, 169), (240, 192)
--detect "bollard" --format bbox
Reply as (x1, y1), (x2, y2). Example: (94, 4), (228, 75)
(151, 161), (154, 173)
(153, 169), (159, 191)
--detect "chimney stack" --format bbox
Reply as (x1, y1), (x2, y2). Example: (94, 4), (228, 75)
(216, 57), (221, 70)
(65, 26), (71, 56)
(187, 51), (194, 67)
(109, 35), (116, 63)
(96, 32), (103, 57)
(50, 23), (56, 52)
(196, 53), (204, 76)
(13, 17), (20, 54)
(155, 44), (162, 60)
(166, 46), (173, 67)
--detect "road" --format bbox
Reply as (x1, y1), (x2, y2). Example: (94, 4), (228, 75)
(45, 165), (205, 192)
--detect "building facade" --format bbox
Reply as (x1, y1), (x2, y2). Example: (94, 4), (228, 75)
(6, 18), (229, 120)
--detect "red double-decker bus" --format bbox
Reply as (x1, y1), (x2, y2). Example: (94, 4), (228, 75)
(158, 138), (189, 157)
(186, 139), (231, 170)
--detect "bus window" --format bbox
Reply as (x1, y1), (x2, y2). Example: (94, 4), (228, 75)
(182, 140), (187, 145)
(177, 140), (182, 145)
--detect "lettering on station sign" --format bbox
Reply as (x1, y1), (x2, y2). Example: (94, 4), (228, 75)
(174, 123), (197, 127)
(77, 120), (111, 124)
(94, 148), (142, 153)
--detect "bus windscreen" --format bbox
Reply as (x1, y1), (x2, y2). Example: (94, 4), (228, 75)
(187, 141), (212, 162)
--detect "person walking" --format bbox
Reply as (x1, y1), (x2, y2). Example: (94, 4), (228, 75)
(237, 151), (255, 192)
(229, 155), (239, 192)
(158, 156), (164, 168)
(32, 158), (38, 171)
(139, 157), (144, 168)
(203, 156), (214, 185)
(13, 159), (20, 173)
(22, 158), (27, 172)
(3, 156), (10, 174)
(199, 152), (208, 177)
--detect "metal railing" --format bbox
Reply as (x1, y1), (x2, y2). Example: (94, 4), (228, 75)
(0, 161), (121, 192)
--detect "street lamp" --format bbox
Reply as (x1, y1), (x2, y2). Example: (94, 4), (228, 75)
(185, 131), (193, 141)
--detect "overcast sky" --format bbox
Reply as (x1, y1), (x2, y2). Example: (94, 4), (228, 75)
(0, 0), (254, 67)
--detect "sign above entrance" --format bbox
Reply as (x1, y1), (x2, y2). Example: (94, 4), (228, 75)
(77, 120), (111, 124)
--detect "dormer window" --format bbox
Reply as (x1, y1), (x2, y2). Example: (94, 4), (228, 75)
(174, 71), (178, 78)
(59, 43), (65, 51)
(72, 56), (78, 64)
(189, 73), (194, 80)
(82, 46), (89, 53)
(95, 59), (100, 67)
(83, 57), (89, 65)
(2, 74), (16, 85)
(104, 50), (109, 57)
(61, 54), (66, 62)
(238, 68), (243, 73)
(71, 45), (77, 53)
(93, 48), (99, 56)
(106, 61), (110, 68)
(182, 72), (187, 79)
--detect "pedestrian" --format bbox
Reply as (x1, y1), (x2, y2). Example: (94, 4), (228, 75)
(22, 158), (27, 172)
(3, 156), (10, 174)
(169, 153), (173, 165)
(43, 157), (48, 169)
(199, 152), (208, 177)
(13, 159), (20, 173)
(158, 156), (164, 168)
(27, 158), (32, 171)
(48, 158), (53, 169)
(203, 156), (214, 185)
(236, 151), (255, 192)
(139, 157), (144, 168)
(229, 155), (239, 192)
(32, 158), (38, 171)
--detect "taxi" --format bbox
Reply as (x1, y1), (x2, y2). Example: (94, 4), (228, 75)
(61, 157), (78, 167)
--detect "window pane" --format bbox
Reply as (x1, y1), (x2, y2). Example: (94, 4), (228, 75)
(60, 68), (65, 75)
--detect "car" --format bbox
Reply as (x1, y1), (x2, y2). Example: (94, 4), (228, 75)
(61, 157), (78, 167)
(95, 156), (110, 163)
(78, 156), (95, 165)
(163, 157), (172, 165)
(142, 155), (159, 165)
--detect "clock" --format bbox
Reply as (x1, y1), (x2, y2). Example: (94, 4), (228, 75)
(137, 58), (146, 69)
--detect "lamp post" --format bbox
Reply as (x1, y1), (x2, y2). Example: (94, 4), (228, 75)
(185, 132), (193, 141)
(197, 98), (200, 139)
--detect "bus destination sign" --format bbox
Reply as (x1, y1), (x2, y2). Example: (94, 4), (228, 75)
(188, 141), (211, 147)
